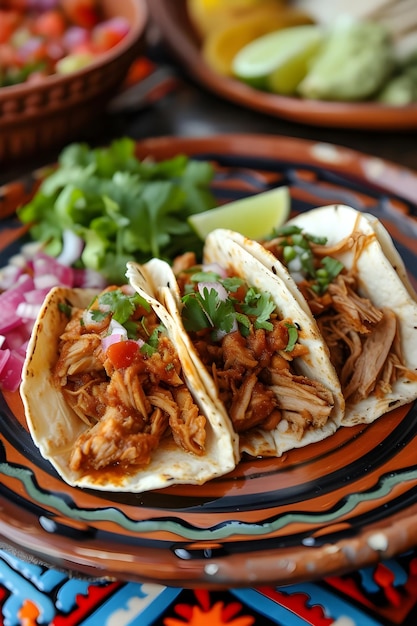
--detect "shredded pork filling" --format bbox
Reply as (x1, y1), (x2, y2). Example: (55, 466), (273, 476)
(194, 320), (334, 440)
(176, 257), (335, 441)
(264, 229), (415, 405)
(53, 291), (207, 472)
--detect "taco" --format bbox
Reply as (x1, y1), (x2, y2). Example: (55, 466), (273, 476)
(20, 283), (238, 492)
(222, 204), (417, 425)
(126, 237), (345, 458)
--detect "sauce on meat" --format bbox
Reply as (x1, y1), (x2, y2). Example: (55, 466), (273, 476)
(53, 285), (207, 473)
(175, 255), (335, 441)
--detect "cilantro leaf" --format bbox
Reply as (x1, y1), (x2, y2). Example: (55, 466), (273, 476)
(181, 293), (211, 332)
(181, 278), (276, 341)
(235, 312), (251, 337)
(199, 287), (236, 333)
(190, 270), (221, 283)
(222, 276), (245, 293)
(97, 290), (149, 325)
(140, 324), (166, 356)
(89, 308), (109, 323)
(241, 288), (275, 331)
(285, 323), (299, 352)
(58, 301), (72, 318)
(181, 287), (236, 338)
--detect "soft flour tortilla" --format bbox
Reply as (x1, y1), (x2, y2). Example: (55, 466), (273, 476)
(20, 285), (238, 492)
(224, 204), (417, 426)
(127, 236), (345, 458)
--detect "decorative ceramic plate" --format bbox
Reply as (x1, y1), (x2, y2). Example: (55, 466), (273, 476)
(148, 0), (417, 131)
(1, 134), (417, 589)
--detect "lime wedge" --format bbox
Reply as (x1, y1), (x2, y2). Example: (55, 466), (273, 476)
(188, 186), (290, 240)
(201, 7), (312, 76)
(232, 24), (323, 94)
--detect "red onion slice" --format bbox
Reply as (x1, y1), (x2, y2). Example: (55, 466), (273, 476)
(0, 349), (25, 392)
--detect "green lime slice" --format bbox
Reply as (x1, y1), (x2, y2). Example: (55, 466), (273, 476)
(188, 186), (290, 240)
(232, 24), (323, 94)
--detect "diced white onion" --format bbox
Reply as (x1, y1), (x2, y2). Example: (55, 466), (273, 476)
(56, 229), (84, 267)
(202, 262), (228, 278)
(109, 319), (128, 337)
(198, 281), (228, 302)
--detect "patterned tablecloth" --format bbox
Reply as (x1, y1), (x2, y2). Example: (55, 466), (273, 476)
(2, 548), (417, 626)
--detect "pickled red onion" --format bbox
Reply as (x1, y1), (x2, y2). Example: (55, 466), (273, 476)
(0, 247), (107, 392)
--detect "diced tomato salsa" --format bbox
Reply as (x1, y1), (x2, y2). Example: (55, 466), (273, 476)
(0, 0), (130, 87)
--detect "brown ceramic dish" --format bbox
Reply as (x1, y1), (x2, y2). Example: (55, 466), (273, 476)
(0, 0), (147, 163)
(0, 133), (417, 588)
(148, 0), (417, 131)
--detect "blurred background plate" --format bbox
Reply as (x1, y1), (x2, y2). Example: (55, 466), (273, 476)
(147, 0), (417, 131)
(1, 134), (417, 588)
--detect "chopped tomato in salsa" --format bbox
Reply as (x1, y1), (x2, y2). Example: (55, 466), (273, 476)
(0, 1), (130, 87)
(106, 339), (140, 369)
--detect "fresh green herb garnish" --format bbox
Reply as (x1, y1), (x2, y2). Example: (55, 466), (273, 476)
(222, 276), (245, 293)
(89, 308), (109, 324)
(140, 324), (166, 357)
(241, 288), (275, 331)
(285, 323), (299, 352)
(189, 270), (221, 283)
(123, 320), (141, 340)
(88, 290), (150, 339)
(181, 275), (276, 341)
(17, 138), (216, 283)
(311, 256), (344, 294)
(234, 312), (252, 336)
(91, 289), (167, 349)
(182, 287), (237, 336)
(272, 225), (344, 294)
(96, 290), (149, 325)
(58, 301), (72, 318)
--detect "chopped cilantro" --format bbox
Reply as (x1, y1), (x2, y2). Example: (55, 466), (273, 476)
(89, 308), (110, 323)
(241, 288), (275, 331)
(181, 293), (211, 332)
(58, 301), (72, 318)
(285, 323), (299, 352)
(87, 289), (151, 338)
(17, 137), (217, 283)
(140, 324), (166, 357)
(272, 225), (344, 294)
(140, 343), (156, 358)
(181, 277), (275, 341)
(190, 270), (221, 283)
(310, 255), (344, 294)
(222, 276), (245, 293)
(148, 324), (165, 348)
(274, 224), (327, 247)
(201, 286), (236, 332)
(97, 290), (149, 325)
(235, 312), (251, 337)
(182, 286), (237, 338)
(124, 320), (140, 340)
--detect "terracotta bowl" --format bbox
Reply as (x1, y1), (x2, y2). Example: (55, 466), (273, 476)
(0, 0), (148, 163)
